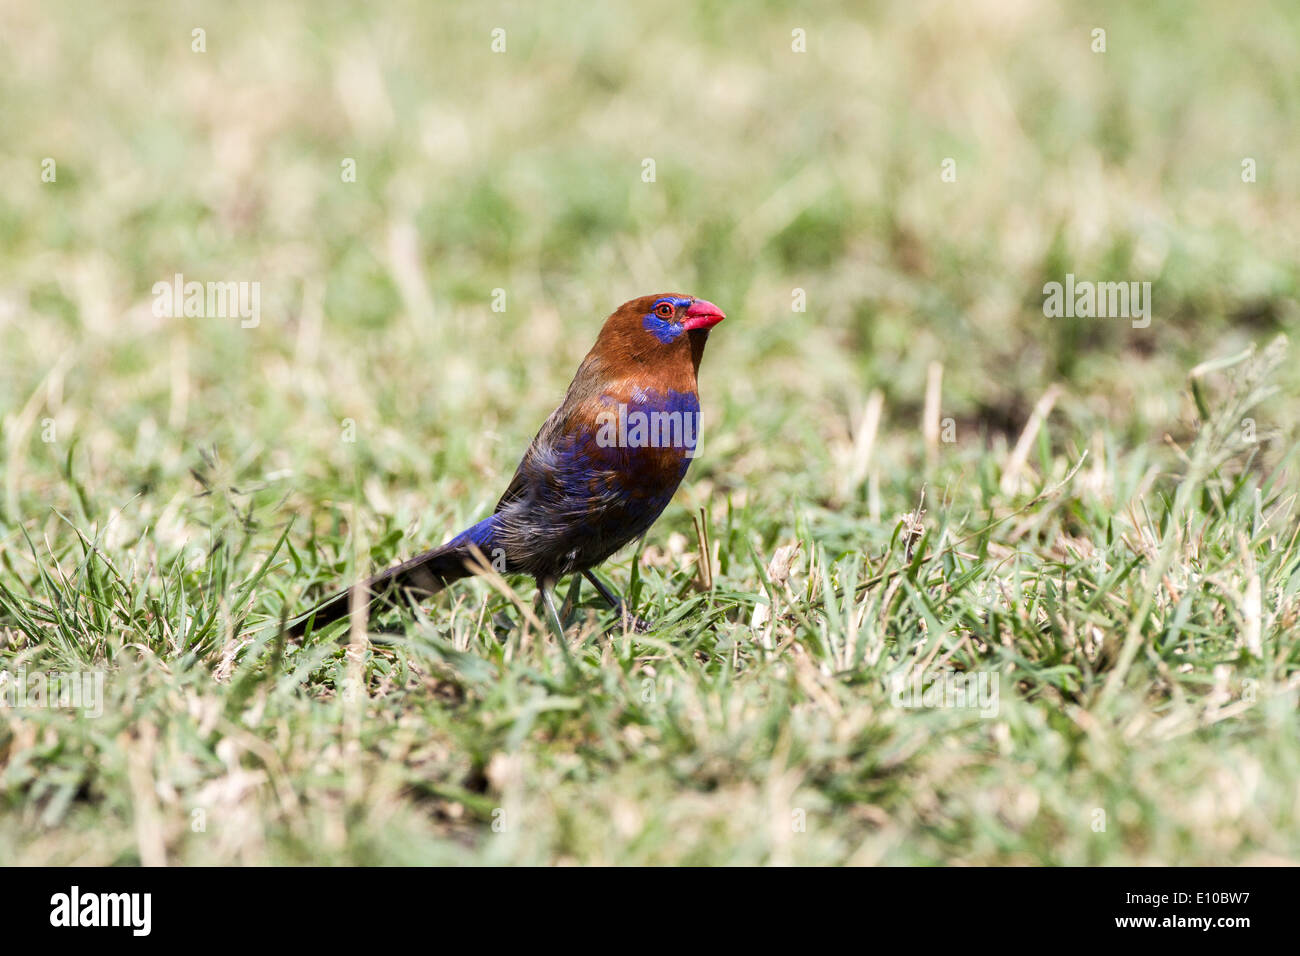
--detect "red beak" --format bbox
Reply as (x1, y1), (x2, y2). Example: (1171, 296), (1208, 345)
(682, 298), (726, 332)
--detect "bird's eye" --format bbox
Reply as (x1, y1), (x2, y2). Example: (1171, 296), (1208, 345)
(654, 302), (675, 319)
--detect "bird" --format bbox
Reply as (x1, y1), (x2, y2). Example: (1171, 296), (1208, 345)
(288, 293), (726, 637)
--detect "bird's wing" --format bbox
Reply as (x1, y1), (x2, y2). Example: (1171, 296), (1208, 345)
(494, 354), (606, 513)
(495, 397), (570, 513)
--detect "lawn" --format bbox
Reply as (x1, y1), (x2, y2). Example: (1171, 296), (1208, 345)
(1, 0), (1297, 864)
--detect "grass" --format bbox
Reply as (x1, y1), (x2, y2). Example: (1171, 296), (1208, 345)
(1, 0), (1298, 864)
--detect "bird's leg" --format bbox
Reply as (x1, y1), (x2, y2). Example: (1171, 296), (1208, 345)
(582, 570), (653, 633)
(537, 579), (568, 640)
(536, 578), (580, 679)
(582, 570), (620, 609)
(559, 574), (582, 623)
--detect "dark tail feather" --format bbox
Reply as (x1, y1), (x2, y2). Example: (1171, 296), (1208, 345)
(287, 543), (477, 637)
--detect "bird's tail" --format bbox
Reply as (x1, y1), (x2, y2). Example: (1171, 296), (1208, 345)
(287, 517), (496, 637)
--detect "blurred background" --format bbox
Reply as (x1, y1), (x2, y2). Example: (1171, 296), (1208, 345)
(2, 0), (1297, 550)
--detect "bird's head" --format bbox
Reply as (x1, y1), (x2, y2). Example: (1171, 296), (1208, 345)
(592, 293), (726, 374)
(636, 294), (726, 342)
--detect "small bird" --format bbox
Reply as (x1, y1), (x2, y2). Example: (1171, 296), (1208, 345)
(290, 293), (725, 637)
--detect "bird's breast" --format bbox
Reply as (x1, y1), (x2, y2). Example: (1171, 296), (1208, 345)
(499, 384), (704, 574)
(592, 386), (701, 468)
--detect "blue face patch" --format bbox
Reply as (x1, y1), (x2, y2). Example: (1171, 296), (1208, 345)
(642, 296), (693, 344)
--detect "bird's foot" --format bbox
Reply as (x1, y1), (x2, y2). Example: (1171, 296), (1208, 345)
(614, 604), (654, 634)
(491, 611), (516, 640)
(580, 571), (652, 634)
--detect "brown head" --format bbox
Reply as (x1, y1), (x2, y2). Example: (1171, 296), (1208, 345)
(587, 293), (726, 383)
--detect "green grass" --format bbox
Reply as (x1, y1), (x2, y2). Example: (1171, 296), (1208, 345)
(1, 0), (1298, 864)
